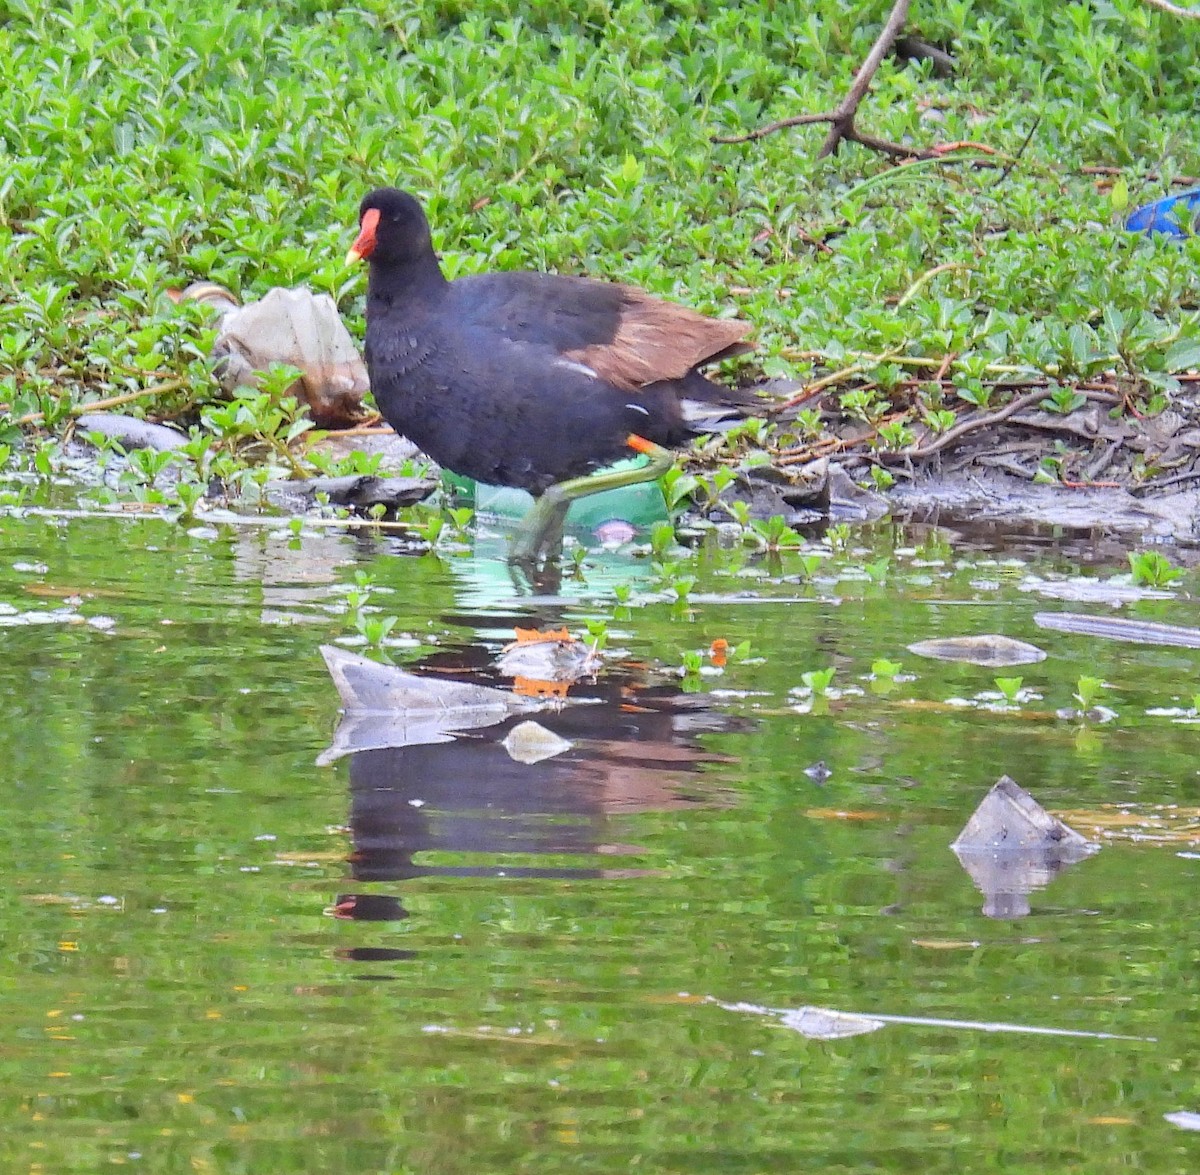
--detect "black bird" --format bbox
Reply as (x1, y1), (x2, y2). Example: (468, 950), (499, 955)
(346, 187), (755, 560)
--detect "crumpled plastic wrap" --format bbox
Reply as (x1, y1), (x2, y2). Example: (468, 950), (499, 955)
(173, 281), (369, 428)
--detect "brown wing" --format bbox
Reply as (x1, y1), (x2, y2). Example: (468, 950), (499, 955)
(564, 285), (752, 391)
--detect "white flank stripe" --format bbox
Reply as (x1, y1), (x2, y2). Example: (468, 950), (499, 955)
(555, 358), (598, 378)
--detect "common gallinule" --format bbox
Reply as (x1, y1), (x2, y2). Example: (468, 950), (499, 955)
(346, 187), (755, 560)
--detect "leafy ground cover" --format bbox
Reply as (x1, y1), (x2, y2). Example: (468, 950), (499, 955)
(3, 0), (1200, 522)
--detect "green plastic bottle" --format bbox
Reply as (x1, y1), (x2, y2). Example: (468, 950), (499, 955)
(442, 458), (669, 539)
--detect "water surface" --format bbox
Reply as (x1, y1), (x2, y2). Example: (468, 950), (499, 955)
(1, 505), (1197, 1173)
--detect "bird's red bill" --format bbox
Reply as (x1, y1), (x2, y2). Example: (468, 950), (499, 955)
(347, 207), (381, 262)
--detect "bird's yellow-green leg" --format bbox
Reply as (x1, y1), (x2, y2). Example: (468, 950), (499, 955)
(509, 435), (675, 563)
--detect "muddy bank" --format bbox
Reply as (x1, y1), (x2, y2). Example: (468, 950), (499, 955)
(888, 469), (1200, 539)
(739, 456), (1200, 547)
(55, 396), (1200, 546)
(744, 381), (1200, 543)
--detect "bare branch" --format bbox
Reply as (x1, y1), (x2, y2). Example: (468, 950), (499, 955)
(817, 0), (912, 158)
(713, 0), (930, 161)
(893, 35), (955, 77)
(1141, 0), (1200, 18)
(713, 113), (837, 146)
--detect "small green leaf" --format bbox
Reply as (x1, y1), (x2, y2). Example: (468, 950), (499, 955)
(1162, 337), (1200, 374)
(1109, 177), (1129, 216)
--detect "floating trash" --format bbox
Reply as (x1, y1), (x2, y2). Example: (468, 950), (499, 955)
(1127, 188), (1200, 240)
(951, 775), (1097, 918)
(907, 635), (1047, 666)
(495, 627), (601, 689)
(716, 998), (1151, 1042)
(501, 720), (574, 765)
(1034, 611), (1200, 649)
(317, 645), (550, 763)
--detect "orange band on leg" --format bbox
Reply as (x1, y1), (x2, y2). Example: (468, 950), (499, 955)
(626, 434), (656, 455)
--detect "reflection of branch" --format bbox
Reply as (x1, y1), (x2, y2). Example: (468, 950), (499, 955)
(1141, 0), (1200, 18)
(715, 0), (916, 158)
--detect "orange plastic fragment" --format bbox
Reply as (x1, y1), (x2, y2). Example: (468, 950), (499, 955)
(509, 626), (572, 646)
(513, 676), (571, 699)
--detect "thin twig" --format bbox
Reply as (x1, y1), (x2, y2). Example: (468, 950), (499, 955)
(1080, 165), (1200, 186)
(714, 112), (836, 146)
(993, 114), (1041, 187)
(896, 263), (969, 308)
(311, 422), (390, 439)
(928, 140), (998, 157)
(1129, 467), (1200, 495)
(775, 361), (884, 412)
(14, 378), (188, 427)
(1140, 0), (1200, 18)
(775, 436), (858, 467)
(881, 389), (1122, 462)
(878, 389), (1056, 461)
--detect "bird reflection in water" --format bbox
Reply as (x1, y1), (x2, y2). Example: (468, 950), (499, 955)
(325, 649), (740, 964)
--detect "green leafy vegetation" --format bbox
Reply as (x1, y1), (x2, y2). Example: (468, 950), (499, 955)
(1074, 674), (1108, 711)
(1128, 549), (1184, 587)
(801, 666), (837, 695)
(3, 0), (1200, 538)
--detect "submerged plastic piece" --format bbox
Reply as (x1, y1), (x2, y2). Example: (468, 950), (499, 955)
(1127, 188), (1200, 239)
(501, 720), (574, 765)
(443, 462), (669, 540)
(718, 998), (1152, 1042)
(447, 530), (664, 609)
(907, 634), (1047, 666)
(952, 775), (1097, 918)
(495, 627), (601, 685)
(1035, 610), (1200, 649)
(317, 645), (546, 762)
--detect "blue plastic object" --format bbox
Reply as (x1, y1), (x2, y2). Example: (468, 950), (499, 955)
(1126, 188), (1200, 240)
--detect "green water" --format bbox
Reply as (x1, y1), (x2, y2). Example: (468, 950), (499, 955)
(1, 506), (1198, 1173)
